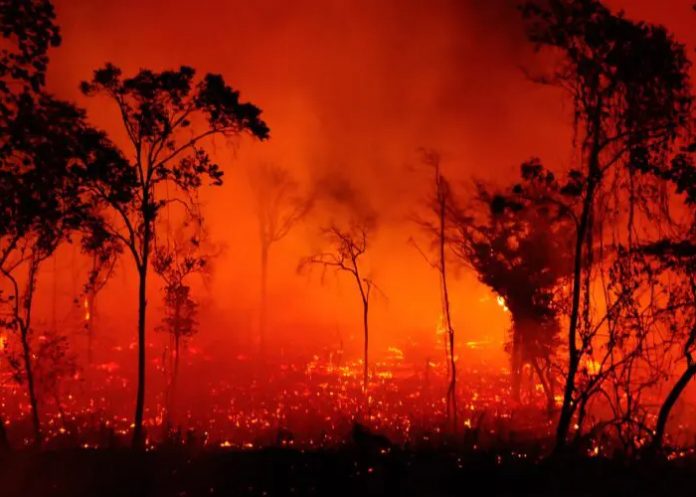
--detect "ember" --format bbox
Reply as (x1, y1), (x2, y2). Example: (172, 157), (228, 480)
(0, 0), (695, 495)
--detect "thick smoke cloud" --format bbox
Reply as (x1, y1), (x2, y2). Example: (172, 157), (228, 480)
(38, 0), (694, 366)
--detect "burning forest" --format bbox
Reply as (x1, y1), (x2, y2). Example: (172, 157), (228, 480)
(1, 0), (696, 495)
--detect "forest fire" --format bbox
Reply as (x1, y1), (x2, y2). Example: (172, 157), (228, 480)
(1, 0), (696, 495)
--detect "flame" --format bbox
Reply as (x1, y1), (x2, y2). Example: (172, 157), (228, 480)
(386, 346), (404, 361)
(435, 313), (447, 337)
(584, 358), (601, 376)
(496, 295), (509, 313)
(83, 297), (91, 322)
(0, 335), (5, 351)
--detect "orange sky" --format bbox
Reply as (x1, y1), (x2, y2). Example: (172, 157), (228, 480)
(34, 0), (696, 368)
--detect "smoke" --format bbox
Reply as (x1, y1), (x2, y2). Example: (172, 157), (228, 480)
(37, 0), (694, 363)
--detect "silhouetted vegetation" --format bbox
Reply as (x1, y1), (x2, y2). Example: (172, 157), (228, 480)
(451, 160), (575, 413)
(249, 163), (312, 356)
(300, 222), (375, 392)
(80, 62), (268, 447)
(1, 0), (696, 494)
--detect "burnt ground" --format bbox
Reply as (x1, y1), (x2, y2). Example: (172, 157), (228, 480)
(1, 447), (695, 497)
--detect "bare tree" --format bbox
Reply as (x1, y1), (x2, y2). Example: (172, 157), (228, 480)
(411, 149), (458, 430)
(249, 163), (311, 356)
(300, 222), (374, 392)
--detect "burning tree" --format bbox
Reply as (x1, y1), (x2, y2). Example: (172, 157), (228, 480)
(451, 160), (575, 413)
(81, 64), (268, 447)
(521, 0), (692, 452)
(249, 163), (312, 356)
(300, 222), (375, 392)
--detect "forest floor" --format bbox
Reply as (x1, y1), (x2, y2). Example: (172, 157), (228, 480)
(2, 445), (696, 497)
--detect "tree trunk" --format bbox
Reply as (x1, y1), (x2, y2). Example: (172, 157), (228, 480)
(20, 326), (41, 447)
(259, 243), (269, 357)
(362, 299), (369, 393)
(438, 176), (457, 431)
(132, 264), (148, 448)
(555, 166), (599, 453)
(170, 333), (180, 422)
(649, 363), (696, 454)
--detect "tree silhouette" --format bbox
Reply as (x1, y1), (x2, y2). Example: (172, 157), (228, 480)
(81, 235), (119, 365)
(411, 150), (458, 430)
(452, 160), (575, 413)
(249, 163), (312, 356)
(300, 222), (374, 392)
(0, 0), (129, 448)
(81, 64), (268, 447)
(0, 94), (128, 449)
(0, 0), (60, 451)
(152, 210), (211, 428)
(630, 138), (696, 453)
(521, 0), (692, 452)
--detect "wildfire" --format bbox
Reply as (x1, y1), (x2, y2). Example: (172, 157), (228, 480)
(83, 297), (91, 322)
(496, 295), (509, 313)
(584, 358), (602, 376)
(435, 313), (447, 337)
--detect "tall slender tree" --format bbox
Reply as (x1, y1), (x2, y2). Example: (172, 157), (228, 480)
(249, 163), (311, 356)
(152, 210), (210, 427)
(412, 150), (458, 430)
(81, 64), (268, 447)
(300, 222), (374, 392)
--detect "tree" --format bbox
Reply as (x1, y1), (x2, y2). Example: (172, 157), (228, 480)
(632, 139), (696, 454)
(81, 64), (269, 447)
(0, 1), (129, 448)
(249, 163), (311, 356)
(300, 222), (374, 392)
(451, 160), (575, 413)
(0, 0), (60, 98)
(152, 210), (210, 427)
(0, 0), (60, 450)
(0, 93), (128, 448)
(81, 236), (119, 365)
(411, 150), (458, 430)
(521, 0), (692, 452)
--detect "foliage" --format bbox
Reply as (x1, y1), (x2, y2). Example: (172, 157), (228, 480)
(452, 160), (576, 405)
